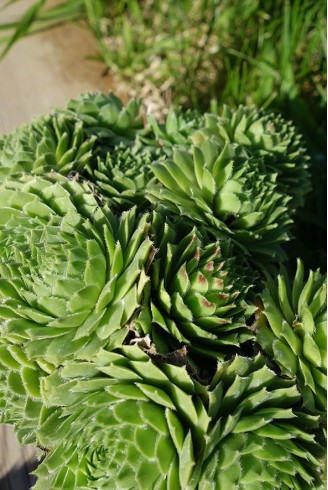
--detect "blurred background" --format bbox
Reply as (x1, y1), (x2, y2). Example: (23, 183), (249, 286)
(0, 1), (326, 488)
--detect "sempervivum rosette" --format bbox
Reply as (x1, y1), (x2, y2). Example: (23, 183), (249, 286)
(136, 212), (254, 360)
(256, 260), (327, 412)
(86, 138), (163, 210)
(34, 345), (209, 489)
(0, 114), (96, 181)
(0, 174), (153, 364)
(0, 342), (52, 445)
(148, 107), (204, 147)
(147, 139), (292, 261)
(61, 92), (145, 145)
(199, 354), (325, 489)
(202, 105), (311, 209)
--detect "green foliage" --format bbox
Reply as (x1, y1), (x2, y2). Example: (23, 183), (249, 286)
(60, 92), (145, 143)
(136, 212), (255, 360)
(0, 114), (96, 180)
(85, 139), (162, 209)
(0, 93), (326, 488)
(148, 138), (292, 260)
(203, 105), (312, 210)
(200, 353), (325, 489)
(34, 345), (208, 489)
(256, 260), (327, 413)
(0, 174), (153, 364)
(0, 342), (48, 445)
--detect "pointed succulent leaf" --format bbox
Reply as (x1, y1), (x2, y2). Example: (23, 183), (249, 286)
(257, 260), (327, 412)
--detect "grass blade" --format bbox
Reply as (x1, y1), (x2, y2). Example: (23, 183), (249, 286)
(0, 0), (46, 60)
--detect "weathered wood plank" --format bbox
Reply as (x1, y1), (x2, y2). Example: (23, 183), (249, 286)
(0, 425), (37, 489)
(0, 0), (112, 134)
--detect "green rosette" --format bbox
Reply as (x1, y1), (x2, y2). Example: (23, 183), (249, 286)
(0, 342), (52, 445)
(199, 353), (325, 489)
(148, 107), (204, 147)
(202, 105), (311, 209)
(256, 259), (327, 412)
(148, 139), (292, 260)
(0, 93), (161, 211)
(87, 138), (163, 209)
(136, 212), (254, 360)
(33, 348), (326, 489)
(34, 345), (209, 490)
(58, 93), (161, 210)
(0, 174), (153, 364)
(61, 91), (145, 144)
(0, 114), (96, 181)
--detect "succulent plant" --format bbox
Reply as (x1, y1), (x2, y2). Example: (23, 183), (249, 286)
(33, 345), (209, 489)
(0, 174), (153, 364)
(199, 353), (325, 489)
(136, 211), (254, 360)
(256, 260), (327, 412)
(148, 107), (204, 147)
(202, 105), (311, 209)
(61, 91), (145, 145)
(0, 93), (161, 213)
(0, 93), (326, 489)
(85, 138), (163, 210)
(148, 139), (292, 261)
(0, 114), (96, 181)
(0, 342), (50, 445)
(20, 346), (326, 490)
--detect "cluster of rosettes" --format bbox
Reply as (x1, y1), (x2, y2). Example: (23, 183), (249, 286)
(0, 93), (326, 489)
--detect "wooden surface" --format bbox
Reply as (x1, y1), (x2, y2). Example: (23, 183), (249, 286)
(0, 426), (37, 490)
(0, 1), (114, 488)
(0, 1), (112, 133)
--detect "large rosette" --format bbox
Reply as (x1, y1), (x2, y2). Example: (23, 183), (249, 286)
(0, 174), (153, 364)
(29, 347), (326, 489)
(148, 139), (292, 261)
(34, 345), (209, 489)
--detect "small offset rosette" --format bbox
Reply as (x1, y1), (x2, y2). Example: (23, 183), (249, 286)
(0, 174), (153, 364)
(200, 105), (311, 210)
(90, 139), (162, 209)
(0, 113), (96, 180)
(61, 92), (145, 144)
